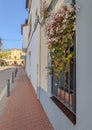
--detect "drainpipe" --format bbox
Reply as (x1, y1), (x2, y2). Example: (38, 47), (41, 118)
(37, 0), (42, 100)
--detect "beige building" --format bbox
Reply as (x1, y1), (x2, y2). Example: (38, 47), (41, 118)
(8, 48), (25, 66)
(0, 48), (26, 66)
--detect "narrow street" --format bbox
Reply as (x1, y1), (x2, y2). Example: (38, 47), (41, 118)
(0, 67), (53, 130)
(0, 67), (16, 94)
(0, 67), (16, 117)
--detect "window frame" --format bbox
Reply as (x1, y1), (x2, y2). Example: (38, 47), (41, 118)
(51, 30), (76, 124)
(50, 0), (76, 124)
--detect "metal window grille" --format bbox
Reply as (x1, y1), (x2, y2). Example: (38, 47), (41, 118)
(49, 0), (76, 114)
(51, 31), (76, 114)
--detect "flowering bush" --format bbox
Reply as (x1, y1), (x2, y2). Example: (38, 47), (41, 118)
(45, 3), (76, 74)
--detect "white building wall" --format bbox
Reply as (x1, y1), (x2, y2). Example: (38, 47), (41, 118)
(76, 0), (92, 129)
(30, 0), (40, 33)
(25, 0), (92, 129)
(22, 26), (29, 49)
(29, 27), (39, 92)
(26, 0), (40, 93)
(26, 48), (31, 78)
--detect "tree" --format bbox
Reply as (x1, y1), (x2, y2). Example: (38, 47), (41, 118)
(0, 38), (3, 50)
(0, 51), (11, 59)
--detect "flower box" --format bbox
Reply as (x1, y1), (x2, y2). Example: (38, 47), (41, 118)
(58, 88), (73, 106)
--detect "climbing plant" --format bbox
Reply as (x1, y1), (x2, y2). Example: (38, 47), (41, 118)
(45, 3), (76, 74)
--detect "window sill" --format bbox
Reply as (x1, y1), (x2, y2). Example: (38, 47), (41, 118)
(51, 96), (76, 125)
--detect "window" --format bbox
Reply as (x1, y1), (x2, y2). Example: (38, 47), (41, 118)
(51, 51), (76, 111)
(49, 0), (76, 124)
(51, 32), (76, 124)
(48, 0), (58, 11)
(14, 56), (16, 59)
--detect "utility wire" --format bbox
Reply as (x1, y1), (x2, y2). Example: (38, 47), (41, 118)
(2, 38), (22, 42)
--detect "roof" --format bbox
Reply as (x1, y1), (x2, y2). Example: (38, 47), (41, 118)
(25, 0), (31, 10)
(26, 0), (29, 9)
(8, 48), (22, 51)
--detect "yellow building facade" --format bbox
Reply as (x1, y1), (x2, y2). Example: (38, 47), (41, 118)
(7, 48), (25, 66)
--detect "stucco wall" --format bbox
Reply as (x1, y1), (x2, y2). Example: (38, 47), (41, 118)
(76, 0), (92, 129)
(22, 26), (29, 49)
(25, 0), (92, 129)
(40, 27), (48, 92)
(29, 27), (39, 92)
(26, 0), (40, 93)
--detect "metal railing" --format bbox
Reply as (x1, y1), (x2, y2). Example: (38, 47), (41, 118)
(51, 60), (76, 114)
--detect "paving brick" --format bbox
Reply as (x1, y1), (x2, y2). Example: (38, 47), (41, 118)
(0, 67), (53, 130)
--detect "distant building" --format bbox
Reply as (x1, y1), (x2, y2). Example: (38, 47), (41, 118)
(0, 48), (25, 66)
(8, 48), (26, 66)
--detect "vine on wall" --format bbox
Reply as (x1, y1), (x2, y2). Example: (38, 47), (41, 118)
(44, 3), (76, 74)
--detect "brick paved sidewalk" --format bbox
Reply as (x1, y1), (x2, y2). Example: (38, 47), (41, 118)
(0, 67), (53, 130)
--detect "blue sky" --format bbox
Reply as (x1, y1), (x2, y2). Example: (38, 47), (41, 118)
(0, 0), (27, 50)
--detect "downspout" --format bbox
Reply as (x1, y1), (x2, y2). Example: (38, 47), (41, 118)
(37, 0), (42, 100)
